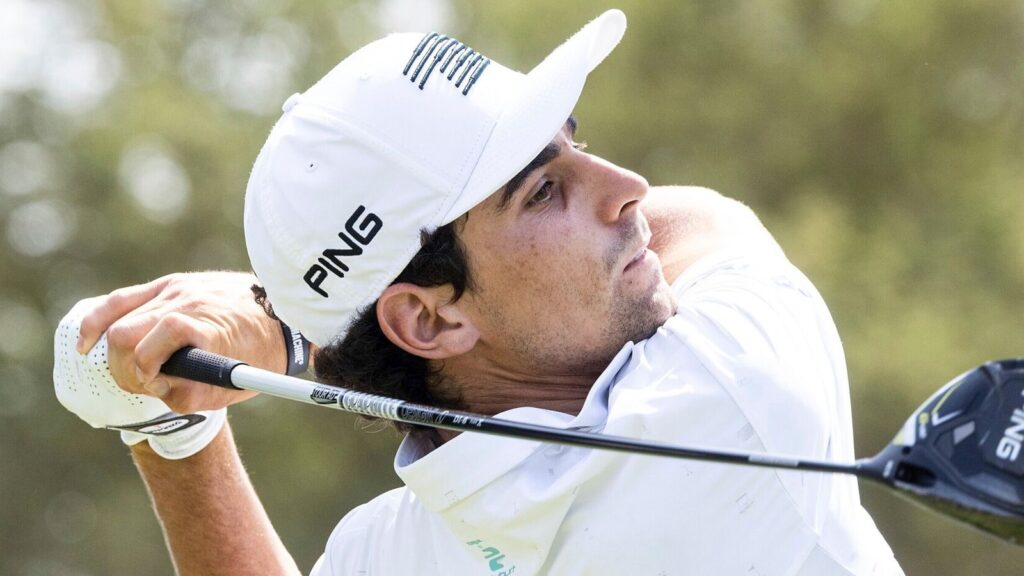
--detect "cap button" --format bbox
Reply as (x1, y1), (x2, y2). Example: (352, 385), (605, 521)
(282, 92), (302, 113)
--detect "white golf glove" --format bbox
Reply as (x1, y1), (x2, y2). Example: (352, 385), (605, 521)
(54, 300), (226, 460)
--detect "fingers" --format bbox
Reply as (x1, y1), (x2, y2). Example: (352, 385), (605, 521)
(68, 271), (264, 414)
(129, 312), (256, 414)
(104, 309), (167, 392)
(156, 378), (257, 415)
(133, 312), (220, 389)
(77, 275), (178, 354)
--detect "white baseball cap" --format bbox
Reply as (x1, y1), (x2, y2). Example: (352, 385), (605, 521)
(244, 9), (627, 346)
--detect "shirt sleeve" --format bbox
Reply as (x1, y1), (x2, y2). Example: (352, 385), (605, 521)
(308, 554), (328, 576)
(664, 248), (854, 463)
(308, 511), (372, 576)
(306, 487), (460, 576)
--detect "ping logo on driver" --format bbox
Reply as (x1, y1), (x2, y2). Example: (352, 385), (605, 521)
(303, 205), (382, 298)
(995, 388), (1024, 462)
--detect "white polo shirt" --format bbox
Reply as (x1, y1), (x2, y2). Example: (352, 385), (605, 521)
(310, 251), (903, 575)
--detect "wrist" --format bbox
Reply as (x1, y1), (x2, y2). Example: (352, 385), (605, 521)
(279, 322), (311, 375)
(250, 282), (311, 375)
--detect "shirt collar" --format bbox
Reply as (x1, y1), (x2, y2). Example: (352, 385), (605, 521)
(394, 342), (636, 511)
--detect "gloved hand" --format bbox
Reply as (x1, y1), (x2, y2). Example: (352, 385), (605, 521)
(54, 299), (226, 459)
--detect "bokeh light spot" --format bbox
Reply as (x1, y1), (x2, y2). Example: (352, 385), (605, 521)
(0, 140), (59, 197)
(44, 491), (98, 545)
(118, 138), (192, 223)
(6, 199), (77, 257)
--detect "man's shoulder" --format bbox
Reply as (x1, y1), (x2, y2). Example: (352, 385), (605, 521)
(313, 486), (476, 575)
(643, 186), (783, 284)
(669, 248), (806, 298)
(661, 249), (836, 367)
(313, 488), (409, 575)
(337, 486), (408, 526)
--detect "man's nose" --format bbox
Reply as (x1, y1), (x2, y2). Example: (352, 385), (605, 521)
(584, 155), (649, 224)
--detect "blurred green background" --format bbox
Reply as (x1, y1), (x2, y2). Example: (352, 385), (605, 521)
(2, 0), (1022, 573)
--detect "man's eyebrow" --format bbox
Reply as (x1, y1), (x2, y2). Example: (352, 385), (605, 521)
(495, 117), (579, 214)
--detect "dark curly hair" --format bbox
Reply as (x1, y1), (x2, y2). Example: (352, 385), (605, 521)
(267, 221), (473, 434)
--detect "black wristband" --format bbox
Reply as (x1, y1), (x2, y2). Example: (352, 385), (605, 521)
(280, 322), (311, 375)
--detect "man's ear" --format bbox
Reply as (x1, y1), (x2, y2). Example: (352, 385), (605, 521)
(376, 283), (479, 360)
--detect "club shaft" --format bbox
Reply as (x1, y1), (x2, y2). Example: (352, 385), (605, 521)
(163, 347), (870, 477)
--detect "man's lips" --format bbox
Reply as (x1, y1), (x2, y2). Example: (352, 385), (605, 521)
(617, 218), (652, 274)
(623, 241), (651, 272)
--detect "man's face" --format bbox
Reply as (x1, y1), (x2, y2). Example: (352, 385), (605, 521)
(457, 120), (676, 378)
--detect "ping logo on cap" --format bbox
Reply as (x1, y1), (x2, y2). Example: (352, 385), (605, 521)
(403, 33), (491, 95)
(304, 205), (382, 298)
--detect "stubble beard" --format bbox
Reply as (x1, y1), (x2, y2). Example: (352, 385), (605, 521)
(515, 221), (677, 377)
(480, 216), (676, 378)
(508, 262), (677, 378)
(594, 218), (677, 365)
(526, 282), (676, 378)
(612, 280), (674, 339)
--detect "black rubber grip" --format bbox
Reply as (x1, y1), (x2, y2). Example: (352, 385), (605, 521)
(161, 347), (246, 389)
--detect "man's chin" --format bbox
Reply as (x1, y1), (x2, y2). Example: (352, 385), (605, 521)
(613, 284), (677, 345)
(634, 299), (676, 342)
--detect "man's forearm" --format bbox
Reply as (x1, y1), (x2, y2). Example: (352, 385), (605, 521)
(132, 423), (301, 576)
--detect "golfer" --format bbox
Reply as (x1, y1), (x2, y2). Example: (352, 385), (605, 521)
(55, 9), (903, 575)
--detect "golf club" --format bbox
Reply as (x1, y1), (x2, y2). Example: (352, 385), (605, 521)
(160, 347), (1024, 545)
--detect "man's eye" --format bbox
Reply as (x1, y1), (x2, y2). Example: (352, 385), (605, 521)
(526, 181), (554, 208)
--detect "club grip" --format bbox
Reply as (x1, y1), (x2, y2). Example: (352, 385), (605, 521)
(161, 347), (245, 389)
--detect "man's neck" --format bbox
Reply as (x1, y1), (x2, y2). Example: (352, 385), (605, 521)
(439, 353), (598, 417)
(427, 346), (609, 445)
(433, 370), (593, 445)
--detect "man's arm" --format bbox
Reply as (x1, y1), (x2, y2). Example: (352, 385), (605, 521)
(132, 424), (301, 576)
(643, 185), (783, 284)
(67, 272), (303, 574)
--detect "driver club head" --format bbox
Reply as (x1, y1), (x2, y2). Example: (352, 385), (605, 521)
(859, 358), (1024, 544)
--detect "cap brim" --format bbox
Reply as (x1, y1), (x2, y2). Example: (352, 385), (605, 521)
(441, 9), (627, 223)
